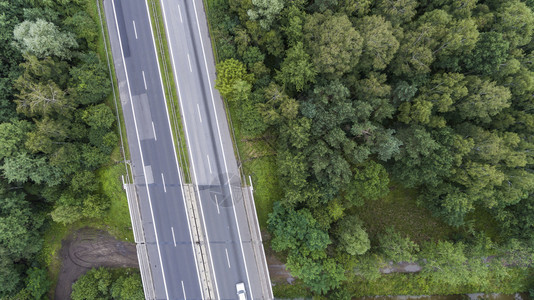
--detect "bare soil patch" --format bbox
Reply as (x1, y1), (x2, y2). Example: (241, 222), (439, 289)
(54, 227), (138, 300)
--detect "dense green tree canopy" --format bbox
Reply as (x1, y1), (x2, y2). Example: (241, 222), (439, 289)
(212, 0), (534, 294)
(357, 15), (399, 71)
(0, 1), (118, 297)
(303, 11), (363, 76)
(247, 0), (284, 30)
(345, 160), (390, 206)
(276, 42), (316, 91)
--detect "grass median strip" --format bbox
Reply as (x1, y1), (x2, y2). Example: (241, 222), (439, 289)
(147, 0), (192, 183)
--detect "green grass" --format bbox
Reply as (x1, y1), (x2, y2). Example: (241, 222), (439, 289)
(98, 163), (134, 241)
(354, 183), (454, 244)
(146, 0), (191, 182)
(203, 0), (222, 63)
(226, 101), (280, 228)
(349, 267), (534, 297)
(272, 280), (312, 299)
(83, 0), (134, 243)
(466, 206), (503, 242)
(245, 156), (280, 228)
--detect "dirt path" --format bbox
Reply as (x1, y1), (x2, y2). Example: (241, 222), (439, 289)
(54, 227), (138, 300)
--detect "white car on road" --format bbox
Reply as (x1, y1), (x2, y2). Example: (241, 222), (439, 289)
(236, 282), (246, 300)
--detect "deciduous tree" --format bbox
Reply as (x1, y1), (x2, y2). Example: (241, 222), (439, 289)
(13, 19), (78, 59)
(303, 11), (362, 76)
(494, 0), (534, 48)
(14, 75), (71, 117)
(379, 227), (419, 262)
(357, 15), (399, 71)
(215, 58), (253, 101)
(247, 0), (284, 30)
(345, 160), (389, 206)
(69, 52), (111, 105)
(464, 32), (509, 75)
(374, 0), (418, 25)
(276, 42), (316, 91)
(334, 215), (370, 256)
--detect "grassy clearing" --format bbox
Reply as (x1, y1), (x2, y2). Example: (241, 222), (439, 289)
(349, 267), (534, 297)
(467, 206), (503, 242)
(41, 158), (132, 298)
(227, 101), (280, 228)
(236, 122), (282, 230)
(41, 157), (133, 296)
(245, 156), (280, 228)
(146, 0), (191, 182)
(354, 183), (454, 244)
(98, 163), (134, 241)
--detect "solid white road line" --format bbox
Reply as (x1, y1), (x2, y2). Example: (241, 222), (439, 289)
(207, 155), (212, 174)
(191, 0), (253, 298)
(215, 194), (220, 214)
(142, 71), (147, 90)
(111, 1), (169, 299)
(197, 103), (202, 123)
(225, 248), (231, 268)
(147, 0), (208, 297)
(133, 20), (138, 39)
(161, 173), (166, 193)
(152, 121), (157, 141)
(171, 226), (176, 247)
(187, 54), (192, 72)
(178, 5), (183, 23)
(181, 281), (187, 300)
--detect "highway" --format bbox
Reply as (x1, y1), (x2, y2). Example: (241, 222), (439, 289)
(104, 0), (272, 298)
(158, 0), (267, 298)
(104, 0), (204, 298)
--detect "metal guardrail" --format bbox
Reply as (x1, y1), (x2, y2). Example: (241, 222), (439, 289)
(137, 244), (156, 299)
(124, 182), (145, 243)
(96, 0), (132, 182)
(245, 177), (274, 299)
(242, 185), (274, 299)
(124, 179), (157, 300)
(183, 184), (216, 299)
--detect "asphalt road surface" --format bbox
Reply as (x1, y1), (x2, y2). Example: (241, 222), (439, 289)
(105, 0), (269, 297)
(158, 0), (267, 299)
(104, 0), (204, 298)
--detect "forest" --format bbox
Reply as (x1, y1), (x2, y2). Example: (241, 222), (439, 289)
(208, 0), (534, 297)
(0, 0), (139, 298)
(1, 0), (534, 298)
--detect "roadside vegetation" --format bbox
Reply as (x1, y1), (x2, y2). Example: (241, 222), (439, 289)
(206, 0), (534, 297)
(70, 267), (143, 300)
(0, 0), (137, 298)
